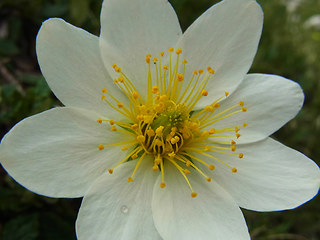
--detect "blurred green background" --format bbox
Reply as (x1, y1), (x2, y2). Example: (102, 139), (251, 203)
(0, 0), (319, 239)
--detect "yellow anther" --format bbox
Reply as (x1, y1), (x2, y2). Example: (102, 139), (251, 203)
(146, 54), (152, 58)
(239, 153), (244, 158)
(113, 79), (118, 83)
(206, 177), (211, 182)
(239, 101), (244, 107)
(137, 135), (145, 143)
(101, 95), (106, 100)
(191, 192), (197, 198)
(121, 146), (128, 151)
(207, 66), (215, 74)
(235, 127), (240, 133)
(209, 128), (216, 134)
(184, 169), (191, 174)
(182, 59), (188, 64)
(243, 123), (248, 127)
(213, 103), (220, 108)
(225, 92), (229, 97)
(117, 102), (124, 108)
(108, 169), (113, 174)
(131, 124), (138, 130)
(236, 133), (241, 139)
(160, 52), (164, 57)
(168, 47), (174, 52)
(98, 144), (104, 150)
(115, 67), (121, 73)
(153, 165), (159, 171)
(147, 129), (155, 137)
(177, 74), (184, 82)
(232, 168), (238, 173)
(128, 177), (133, 182)
(193, 70), (198, 75)
(205, 105), (214, 112)
(170, 138), (177, 144)
(131, 154), (138, 159)
(102, 88), (107, 93)
(116, 77), (123, 83)
(208, 68), (215, 74)
(231, 146), (236, 152)
(155, 126), (164, 136)
(110, 126), (117, 131)
(109, 120), (115, 125)
(155, 139), (162, 146)
(198, 69), (204, 74)
(152, 86), (159, 94)
(208, 165), (215, 170)
(171, 127), (177, 133)
(160, 182), (166, 188)
(137, 115), (144, 121)
(153, 57), (158, 62)
(97, 118), (102, 124)
(112, 63), (117, 68)
(242, 107), (247, 112)
(132, 92), (139, 99)
(168, 152), (176, 158)
(231, 140), (236, 145)
(163, 65), (168, 70)
(159, 95), (168, 101)
(201, 89), (208, 96)
(146, 57), (151, 64)
(176, 48), (182, 54)
(186, 161), (192, 167)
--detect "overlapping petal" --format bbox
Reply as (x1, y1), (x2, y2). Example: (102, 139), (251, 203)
(199, 138), (320, 211)
(209, 74), (304, 144)
(176, 0), (263, 108)
(152, 164), (250, 240)
(99, 0), (182, 99)
(0, 107), (130, 198)
(36, 18), (126, 119)
(76, 159), (161, 240)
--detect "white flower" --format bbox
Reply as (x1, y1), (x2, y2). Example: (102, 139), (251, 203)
(1, 0), (320, 239)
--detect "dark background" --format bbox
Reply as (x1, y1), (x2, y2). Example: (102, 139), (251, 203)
(0, 0), (320, 239)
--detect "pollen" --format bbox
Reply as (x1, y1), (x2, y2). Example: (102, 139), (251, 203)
(97, 48), (248, 198)
(201, 89), (208, 96)
(98, 144), (104, 150)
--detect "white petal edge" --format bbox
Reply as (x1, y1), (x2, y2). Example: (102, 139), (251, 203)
(36, 18), (127, 119)
(100, 0), (182, 99)
(209, 74), (304, 144)
(199, 137), (320, 211)
(76, 159), (162, 240)
(176, 0), (263, 108)
(0, 107), (132, 198)
(152, 163), (250, 240)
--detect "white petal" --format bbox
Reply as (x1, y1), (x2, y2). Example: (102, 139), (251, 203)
(100, 0), (182, 99)
(76, 159), (161, 240)
(176, 0), (263, 108)
(36, 18), (127, 119)
(152, 163), (250, 240)
(199, 138), (320, 211)
(210, 74), (304, 144)
(0, 107), (132, 198)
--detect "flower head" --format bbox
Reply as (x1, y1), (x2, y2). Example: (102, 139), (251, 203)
(1, 0), (320, 239)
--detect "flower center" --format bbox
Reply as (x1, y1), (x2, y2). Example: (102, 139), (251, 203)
(97, 48), (247, 198)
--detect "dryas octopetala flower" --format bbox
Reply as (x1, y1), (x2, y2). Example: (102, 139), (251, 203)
(1, 0), (320, 239)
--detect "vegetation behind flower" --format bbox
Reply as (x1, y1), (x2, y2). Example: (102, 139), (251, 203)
(0, 0), (319, 239)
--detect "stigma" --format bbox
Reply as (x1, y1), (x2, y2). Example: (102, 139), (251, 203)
(97, 48), (247, 198)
